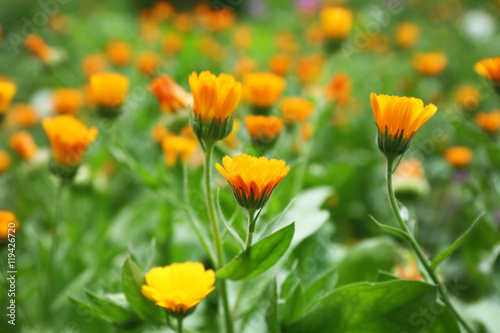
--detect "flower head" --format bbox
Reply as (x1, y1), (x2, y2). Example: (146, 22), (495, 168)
(141, 262), (215, 317)
(0, 150), (11, 175)
(243, 73), (286, 111)
(163, 33), (183, 55)
(90, 73), (129, 117)
(269, 54), (292, 76)
(0, 80), (16, 113)
(137, 51), (161, 76)
(245, 115), (284, 148)
(412, 52), (448, 76)
(296, 53), (325, 86)
(453, 85), (480, 111)
(5, 103), (39, 128)
(370, 93), (437, 157)
(475, 110), (500, 133)
(474, 56), (500, 83)
(81, 54), (107, 78)
(9, 131), (37, 161)
(149, 75), (190, 113)
(280, 97), (315, 124)
(394, 23), (420, 49)
(325, 71), (352, 106)
(52, 89), (83, 114)
(216, 154), (290, 210)
(0, 211), (18, 242)
(320, 7), (352, 40)
(444, 146), (473, 168)
(161, 135), (198, 167)
(106, 41), (132, 67)
(43, 115), (98, 168)
(25, 34), (55, 63)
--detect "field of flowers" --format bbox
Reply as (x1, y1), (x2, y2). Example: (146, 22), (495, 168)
(0, 0), (499, 332)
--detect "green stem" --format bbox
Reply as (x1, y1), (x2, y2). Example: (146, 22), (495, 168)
(203, 143), (234, 333)
(245, 209), (256, 250)
(177, 317), (183, 333)
(385, 157), (474, 333)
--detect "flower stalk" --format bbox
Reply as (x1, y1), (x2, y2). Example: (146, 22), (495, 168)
(245, 209), (256, 250)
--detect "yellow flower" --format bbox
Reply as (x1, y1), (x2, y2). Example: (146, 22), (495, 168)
(474, 110), (500, 134)
(161, 135), (198, 167)
(0, 150), (11, 175)
(394, 23), (420, 49)
(52, 89), (83, 114)
(370, 93), (437, 156)
(474, 56), (500, 83)
(142, 262), (215, 317)
(320, 7), (352, 40)
(149, 75), (190, 113)
(245, 115), (284, 147)
(0, 211), (18, 242)
(90, 72), (129, 111)
(280, 97), (315, 124)
(412, 52), (448, 76)
(0, 80), (16, 113)
(43, 115), (98, 167)
(444, 146), (473, 168)
(216, 154), (290, 210)
(243, 72), (286, 110)
(106, 41), (132, 67)
(9, 131), (37, 161)
(453, 85), (480, 111)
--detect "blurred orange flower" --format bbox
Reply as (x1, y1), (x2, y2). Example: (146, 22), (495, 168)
(325, 71), (352, 106)
(9, 131), (37, 161)
(280, 97), (315, 124)
(301, 122), (313, 141)
(269, 54), (292, 76)
(412, 52), (448, 76)
(106, 41), (132, 67)
(199, 8), (235, 32)
(174, 13), (194, 32)
(245, 115), (284, 145)
(163, 33), (183, 55)
(453, 85), (480, 111)
(25, 34), (54, 63)
(394, 23), (420, 49)
(276, 31), (299, 54)
(90, 72), (129, 108)
(232, 26), (252, 52)
(296, 53), (325, 86)
(137, 51), (161, 76)
(0, 80), (16, 113)
(151, 122), (171, 144)
(161, 135), (198, 167)
(52, 89), (83, 114)
(244, 72), (286, 109)
(444, 146), (473, 168)
(5, 103), (39, 127)
(233, 57), (257, 79)
(474, 57), (500, 83)
(320, 7), (352, 40)
(0, 151), (11, 175)
(149, 75), (190, 113)
(0, 211), (18, 241)
(150, 1), (174, 21)
(475, 110), (500, 133)
(81, 54), (107, 78)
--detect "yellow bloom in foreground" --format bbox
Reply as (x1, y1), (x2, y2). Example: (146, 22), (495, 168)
(0, 80), (16, 113)
(244, 72), (286, 110)
(90, 72), (129, 110)
(142, 262), (215, 317)
(475, 110), (500, 133)
(371, 93), (437, 156)
(52, 88), (83, 114)
(0, 150), (11, 175)
(216, 154), (289, 210)
(280, 97), (315, 124)
(474, 56), (500, 83)
(320, 7), (352, 40)
(412, 52), (448, 76)
(9, 131), (38, 161)
(43, 115), (98, 167)
(245, 115), (284, 146)
(444, 146), (473, 168)
(161, 135), (198, 167)
(0, 211), (19, 241)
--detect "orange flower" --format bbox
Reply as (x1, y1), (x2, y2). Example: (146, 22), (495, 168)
(25, 34), (54, 63)
(90, 72), (129, 108)
(474, 110), (500, 133)
(52, 89), (83, 114)
(269, 54), (293, 76)
(474, 56), (500, 83)
(81, 54), (107, 78)
(161, 135), (198, 167)
(150, 1), (174, 21)
(244, 72), (286, 109)
(163, 33), (183, 55)
(444, 146), (473, 168)
(106, 41), (132, 67)
(5, 103), (39, 127)
(412, 52), (448, 76)
(276, 31), (298, 54)
(174, 13), (194, 32)
(325, 71), (352, 106)
(149, 75), (190, 113)
(396, 259), (424, 281)
(216, 154), (290, 210)
(280, 97), (315, 124)
(394, 23), (420, 49)
(151, 122), (171, 144)
(233, 57), (257, 79)
(137, 51), (161, 76)
(453, 85), (480, 111)
(9, 131), (37, 161)
(0, 211), (19, 241)
(43, 115), (98, 167)
(0, 80), (16, 113)
(301, 122), (313, 141)
(232, 26), (252, 52)
(0, 151), (11, 174)
(296, 53), (325, 86)
(320, 7), (352, 40)
(199, 8), (235, 32)
(305, 24), (324, 46)
(245, 115), (284, 144)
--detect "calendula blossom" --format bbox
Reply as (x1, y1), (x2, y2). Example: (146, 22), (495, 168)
(142, 262), (215, 317)
(216, 154), (290, 210)
(320, 7), (352, 40)
(394, 23), (420, 49)
(90, 72), (129, 118)
(9, 131), (38, 161)
(412, 52), (448, 76)
(52, 88), (83, 114)
(245, 115), (284, 147)
(243, 72), (286, 112)
(106, 41), (131, 67)
(5, 103), (39, 128)
(0, 211), (18, 242)
(149, 75), (190, 113)
(280, 97), (315, 124)
(475, 110), (500, 133)
(474, 56), (500, 83)
(444, 146), (473, 168)
(0, 80), (16, 114)
(161, 135), (198, 167)
(371, 93), (437, 157)
(0, 150), (11, 175)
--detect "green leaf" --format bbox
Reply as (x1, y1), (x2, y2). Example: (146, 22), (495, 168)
(376, 271), (399, 282)
(121, 257), (165, 324)
(285, 280), (460, 333)
(369, 215), (410, 241)
(305, 268), (337, 303)
(282, 282), (306, 325)
(217, 223), (295, 280)
(265, 278), (279, 333)
(336, 237), (397, 287)
(431, 213), (484, 270)
(84, 290), (139, 326)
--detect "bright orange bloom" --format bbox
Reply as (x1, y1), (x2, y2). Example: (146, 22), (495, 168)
(0, 151), (11, 174)
(280, 97), (315, 124)
(325, 71), (352, 106)
(106, 41), (132, 67)
(142, 262), (215, 317)
(269, 54), (293, 76)
(163, 33), (183, 55)
(296, 53), (325, 86)
(216, 154), (290, 209)
(475, 110), (500, 133)
(0, 80), (16, 113)
(52, 89), (83, 114)
(371, 93), (437, 156)
(9, 131), (37, 161)
(394, 23), (420, 49)
(43, 115), (98, 166)
(0, 211), (19, 241)
(90, 73), (129, 108)
(244, 73), (286, 108)
(320, 7), (352, 39)
(412, 52), (448, 76)
(25, 34), (54, 63)
(149, 75), (190, 113)
(444, 146), (473, 168)
(150, 1), (174, 21)
(199, 8), (235, 32)
(161, 135), (198, 167)
(474, 57), (500, 83)
(232, 26), (252, 52)
(137, 51), (161, 76)
(189, 71), (241, 122)
(453, 85), (480, 111)
(245, 115), (284, 142)
(5, 103), (39, 127)
(81, 54), (107, 78)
